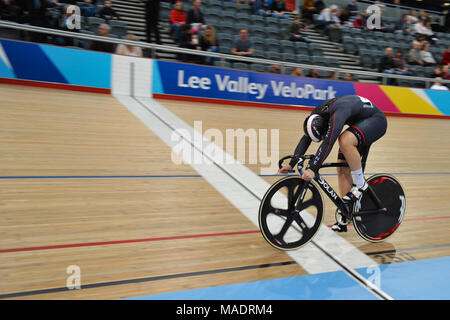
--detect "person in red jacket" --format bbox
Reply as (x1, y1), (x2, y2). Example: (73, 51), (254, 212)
(442, 47), (450, 65)
(353, 13), (365, 29)
(170, 1), (186, 43)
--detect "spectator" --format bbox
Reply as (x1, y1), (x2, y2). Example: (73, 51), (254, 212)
(317, 5), (340, 36)
(80, 0), (96, 17)
(90, 24), (116, 53)
(285, 16), (310, 43)
(301, 0), (316, 25)
(430, 77), (449, 91)
(395, 14), (412, 35)
(392, 50), (412, 76)
(442, 47), (450, 65)
(139, 0), (161, 45)
(270, 0), (288, 19)
(170, 1), (186, 43)
(420, 43), (436, 66)
(251, 0), (271, 17)
(271, 64), (281, 74)
(328, 71), (337, 80)
(413, 18), (434, 41)
(344, 72), (353, 81)
(442, 64), (450, 80)
(353, 13), (365, 29)
(379, 47), (396, 84)
(339, 6), (351, 26)
(310, 68), (319, 78)
(0, 0), (20, 22)
(21, 0), (56, 43)
(290, 67), (303, 77)
(186, 0), (206, 32)
(231, 28), (254, 57)
(198, 24), (219, 65)
(116, 34), (143, 57)
(407, 9), (418, 24)
(408, 41), (423, 65)
(347, 0), (358, 19)
(430, 65), (443, 78)
(178, 23), (196, 62)
(418, 9), (428, 22)
(98, 0), (119, 20)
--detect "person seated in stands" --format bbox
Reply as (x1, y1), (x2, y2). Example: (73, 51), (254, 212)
(115, 34), (143, 57)
(408, 41), (423, 65)
(395, 14), (412, 35)
(407, 9), (418, 24)
(379, 47), (396, 85)
(338, 6), (351, 26)
(347, 0), (358, 19)
(300, 0), (317, 25)
(79, 0), (96, 17)
(290, 67), (303, 77)
(412, 18), (435, 42)
(170, 1), (186, 43)
(317, 5), (340, 36)
(309, 68), (319, 78)
(90, 24), (116, 53)
(442, 47), (450, 65)
(0, 0), (20, 22)
(250, 0), (270, 17)
(197, 24), (219, 65)
(442, 64), (450, 80)
(353, 13), (365, 29)
(271, 64), (281, 74)
(270, 0), (288, 19)
(417, 9), (428, 22)
(344, 72), (353, 81)
(430, 65), (443, 78)
(98, 0), (119, 20)
(285, 16), (310, 43)
(231, 28), (254, 57)
(392, 50), (412, 76)
(186, 0), (206, 33)
(430, 77), (449, 91)
(178, 23), (197, 62)
(420, 43), (436, 66)
(328, 71), (337, 80)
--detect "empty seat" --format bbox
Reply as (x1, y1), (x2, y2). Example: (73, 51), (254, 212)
(280, 40), (296, 54)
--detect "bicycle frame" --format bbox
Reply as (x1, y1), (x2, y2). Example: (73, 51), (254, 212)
(281, 155), (387, 218)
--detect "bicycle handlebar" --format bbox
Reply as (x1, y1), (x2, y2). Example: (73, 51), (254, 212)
(278, 155), (349, 173)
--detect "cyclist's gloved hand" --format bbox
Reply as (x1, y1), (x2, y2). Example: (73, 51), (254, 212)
(301, 168), (315, 181)
(278, 164), (292, 174)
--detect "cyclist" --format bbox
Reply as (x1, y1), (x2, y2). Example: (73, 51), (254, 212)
(278, 95), (387, 232)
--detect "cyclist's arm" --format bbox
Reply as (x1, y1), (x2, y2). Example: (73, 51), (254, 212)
(288, 135), (312, 168)
(308, 111), (347, 172)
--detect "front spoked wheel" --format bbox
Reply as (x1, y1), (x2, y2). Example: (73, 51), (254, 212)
(259, 176), (324, 251)
(353, 174), (406, 242)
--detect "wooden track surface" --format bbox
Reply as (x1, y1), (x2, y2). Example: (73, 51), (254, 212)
(0, 84), (449, 299)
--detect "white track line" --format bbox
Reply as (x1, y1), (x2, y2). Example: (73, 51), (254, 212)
(114, 94), (393, 300)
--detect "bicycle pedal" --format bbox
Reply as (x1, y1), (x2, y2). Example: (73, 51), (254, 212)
(331, 222), (348, 233)
(335, 209), (350, 226)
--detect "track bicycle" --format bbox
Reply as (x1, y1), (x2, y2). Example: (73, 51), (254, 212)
(258, 155), (406, 250)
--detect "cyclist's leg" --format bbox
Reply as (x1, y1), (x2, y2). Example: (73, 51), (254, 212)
(340, 114), (387, 189)
(336, 150), (353, 197)
(338, 130), (362, 173)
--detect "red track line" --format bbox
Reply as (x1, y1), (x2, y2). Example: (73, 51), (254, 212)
(2, 215), (450, 254)
(0, 230), (260, 254)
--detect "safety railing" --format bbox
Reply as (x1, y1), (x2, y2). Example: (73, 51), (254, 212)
(0, 20), (449, 89)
